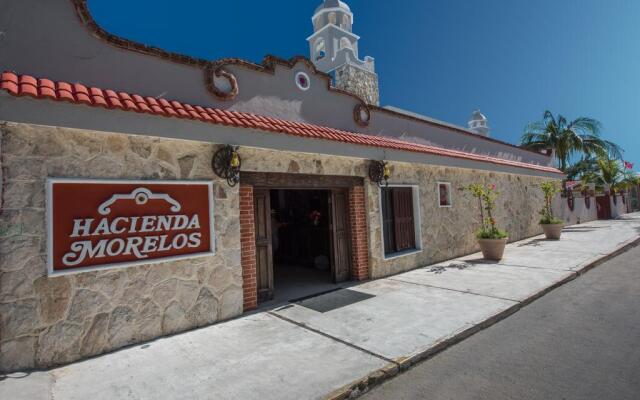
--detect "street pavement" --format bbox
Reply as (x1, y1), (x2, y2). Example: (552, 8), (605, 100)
(1, 213), (639, 400)
(363, 241), (640, 400)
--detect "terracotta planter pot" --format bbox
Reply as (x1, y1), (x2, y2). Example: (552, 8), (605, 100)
(541, 223), (564, 240)
(477, 238), (508, 261)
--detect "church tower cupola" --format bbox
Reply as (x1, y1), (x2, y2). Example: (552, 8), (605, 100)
(308, 0), (380, 105)
(468, 110), (490, 137)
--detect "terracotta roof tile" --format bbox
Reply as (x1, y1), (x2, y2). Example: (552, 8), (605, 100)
(56, 82), (75, 102)
(0, 71), (563, 175)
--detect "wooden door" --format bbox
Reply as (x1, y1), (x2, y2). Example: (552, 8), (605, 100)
(253, 189), (274, 301)
(392, 188), (416, 251)
(596, 195), (611, 220)
(330, 190), (351, 283)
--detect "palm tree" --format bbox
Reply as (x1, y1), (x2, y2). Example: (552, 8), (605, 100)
(619, 168), (640, 192)
(521, 111), (622, 171)
(564, 156), (599, 182)
(596, 156), (622, 187)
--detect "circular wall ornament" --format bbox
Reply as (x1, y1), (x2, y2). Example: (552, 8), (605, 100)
(295, 71), (311, 91)
(205, 63), (239, 101)
(353, 103), (371, 127)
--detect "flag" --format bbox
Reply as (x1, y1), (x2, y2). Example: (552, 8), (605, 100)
(624, 161), (634, 170)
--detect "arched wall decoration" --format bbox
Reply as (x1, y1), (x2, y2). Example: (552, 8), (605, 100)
(567, 191), (574, 211)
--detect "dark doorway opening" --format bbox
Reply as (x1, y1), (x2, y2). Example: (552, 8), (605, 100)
(242, 172), (366, 311)
(269, 189), (338, 302)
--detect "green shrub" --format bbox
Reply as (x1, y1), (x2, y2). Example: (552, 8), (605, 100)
(539, 181), (562, 225)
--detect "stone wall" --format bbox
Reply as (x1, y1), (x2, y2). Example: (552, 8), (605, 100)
(0, 121), (556, 372)
(365, 164), (550, 278)
(237, 147), (552, 279)
(335, 64), (380, 106)
(0, 122), (243, 372)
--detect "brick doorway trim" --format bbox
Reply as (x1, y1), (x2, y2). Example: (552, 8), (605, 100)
(239, 174), (369, 312)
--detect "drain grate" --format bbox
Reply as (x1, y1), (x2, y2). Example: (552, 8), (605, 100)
(294, 289), (375, 313)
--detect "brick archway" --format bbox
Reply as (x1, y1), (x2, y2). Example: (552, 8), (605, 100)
(239, 173), (369, 312)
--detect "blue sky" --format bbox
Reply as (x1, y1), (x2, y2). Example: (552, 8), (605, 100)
(88, 0), (640, 169)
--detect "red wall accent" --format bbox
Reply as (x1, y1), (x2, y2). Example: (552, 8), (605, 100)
(239, 184), (258, 312)
(348, 186), (370, 281)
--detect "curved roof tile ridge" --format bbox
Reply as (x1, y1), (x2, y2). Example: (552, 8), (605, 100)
(0, 71), (563, 175)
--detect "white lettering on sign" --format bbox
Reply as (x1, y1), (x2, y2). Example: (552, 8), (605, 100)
(48, 180), (215, 276)
(62, 214), (202, 266)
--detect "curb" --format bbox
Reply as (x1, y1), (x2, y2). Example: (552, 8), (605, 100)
(324, 235), (640, 400)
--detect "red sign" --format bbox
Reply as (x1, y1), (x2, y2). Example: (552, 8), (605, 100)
(47, 179), (214, 275)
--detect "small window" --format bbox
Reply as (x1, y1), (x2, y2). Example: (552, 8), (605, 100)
(381, 187), (417, 256)
(295, 72), (311, 91)
(438, 182), (452, 207)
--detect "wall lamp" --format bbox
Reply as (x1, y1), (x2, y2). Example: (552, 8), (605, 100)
(212, 145), (241, 187)
(369, 160), (391, 187)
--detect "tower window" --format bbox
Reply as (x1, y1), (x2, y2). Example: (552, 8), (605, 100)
(314, 38), (326, 61)
(341, 14), (351, 29)
(328, 12), (337, 25)
(339, 37), (352, 50)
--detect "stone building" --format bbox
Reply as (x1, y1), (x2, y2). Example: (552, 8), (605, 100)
(0, 0), (562, 372)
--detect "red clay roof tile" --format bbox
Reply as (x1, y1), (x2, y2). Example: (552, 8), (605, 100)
(0, 71), (562, 175)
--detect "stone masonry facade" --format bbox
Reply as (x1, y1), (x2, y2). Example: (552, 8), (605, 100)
(335, 64), (380, 106)
(0, 121), (555, 372)
(0, 122), (243, 372)
(236, 146), (552, 280)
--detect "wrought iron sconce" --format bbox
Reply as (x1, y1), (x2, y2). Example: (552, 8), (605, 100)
(369, 160), (391, 187)
(212, 145), (241, 187)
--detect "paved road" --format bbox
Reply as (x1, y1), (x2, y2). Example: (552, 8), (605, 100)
(363, 245), (640, 400)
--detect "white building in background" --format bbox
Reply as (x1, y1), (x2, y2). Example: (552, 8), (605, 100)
(307, 0), (379, 105)
(468, 110), (490, 137)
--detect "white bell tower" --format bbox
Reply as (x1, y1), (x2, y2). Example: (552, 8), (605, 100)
(307, 0), (379, 105)
(468, 110), (490, 137)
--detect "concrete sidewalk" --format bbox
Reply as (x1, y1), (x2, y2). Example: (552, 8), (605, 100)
(2, 214), (639, 400)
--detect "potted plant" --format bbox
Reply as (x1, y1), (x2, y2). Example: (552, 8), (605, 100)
(464, 183), (509, 260)
(539, 181), (564, 239)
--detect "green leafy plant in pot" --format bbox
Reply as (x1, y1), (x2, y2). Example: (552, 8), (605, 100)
(463, 183), (508, 260)
(539, 181), (564, 240)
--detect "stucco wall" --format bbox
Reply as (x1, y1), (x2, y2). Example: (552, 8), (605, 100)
(555, 194), (598, 225)
(0, 122), (243, 372)
(1, 0), (552, 167)
(611, 194), (629, 218)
